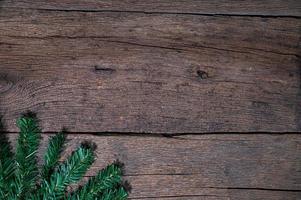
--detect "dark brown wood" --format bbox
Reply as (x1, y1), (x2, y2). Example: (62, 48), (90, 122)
(1, 0), (301, 16)
(7, 133), (301, 199)
(1, 1), (300, 199)
(0, 8), (300, 133)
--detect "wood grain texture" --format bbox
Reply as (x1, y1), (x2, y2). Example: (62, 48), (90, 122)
(6, 133), (301, 199)
(1, 1), (300, 199)
(1, 0), (301, 16)
(0, 8), (300, 133)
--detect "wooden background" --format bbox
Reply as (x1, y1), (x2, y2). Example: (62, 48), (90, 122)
(0, 1), (301, 199)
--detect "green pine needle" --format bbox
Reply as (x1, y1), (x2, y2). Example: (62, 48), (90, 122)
(0, 115), (129, 200)
(15, 116), (41, 199)
(100, 187), (128, 200)
(0, 117), (15, 198)
(42, 132), (66, 181)
(42, 147), (94, 199)
(69, 163), (124, 200)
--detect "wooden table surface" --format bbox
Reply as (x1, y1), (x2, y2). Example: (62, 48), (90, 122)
(0, 1), (301, 199)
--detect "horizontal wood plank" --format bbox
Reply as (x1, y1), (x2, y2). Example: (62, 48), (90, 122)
(1, 0), (301, 16)
(0, 9), (300, 133)
(6, 133), (301, 199)
(1, 2), (300, 199)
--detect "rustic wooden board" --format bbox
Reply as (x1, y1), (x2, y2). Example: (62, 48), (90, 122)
(1, 0), (301, 16)
(0, 8), (300, 133)
(1, 1), (300, 199)
(6, 133), (301, 199)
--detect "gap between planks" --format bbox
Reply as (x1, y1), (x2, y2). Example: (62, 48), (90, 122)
(2, 7), (301, 19)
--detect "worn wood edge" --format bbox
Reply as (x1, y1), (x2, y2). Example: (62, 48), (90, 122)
(1, 0), (301, 17)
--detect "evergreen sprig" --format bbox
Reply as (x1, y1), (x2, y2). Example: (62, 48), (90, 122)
(0, 115), (129, 200)
(69, 162), (124, 200)
(42, 132), (66, 181)
(15, 116), (41, 199)
(0, 117), (14, 197)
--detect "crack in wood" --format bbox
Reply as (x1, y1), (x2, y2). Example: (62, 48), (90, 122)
(206, 186), (301, 192)
(3, 35), (298, 57)
(94, 65), (116, 75)
(4, 7), (301, 19)
(2, 131), (298, 139)
(129, 194), (226, 199)
(296, 62), (301, 130)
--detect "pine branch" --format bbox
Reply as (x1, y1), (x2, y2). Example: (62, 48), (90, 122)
(69, 162), (124, 200)
(0, 114), (129, 200)
(100, 186), (128, 200)
(42, 147), (94, 199)
(14, 116), (41, 199)
(42, 132), (66, 181)
(0, 117), (15, 197)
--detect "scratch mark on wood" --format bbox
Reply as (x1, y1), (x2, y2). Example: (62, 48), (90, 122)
(93, 65), (116, 75)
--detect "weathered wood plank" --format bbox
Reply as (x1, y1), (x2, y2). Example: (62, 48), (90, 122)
(6, 133), (301, 199)
(1, 0), (301, 16)
(0, 8), (300, 55)
(0, 8), (300, 133)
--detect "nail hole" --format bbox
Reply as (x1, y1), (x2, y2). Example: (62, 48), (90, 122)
(197, 70), (209, 79)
